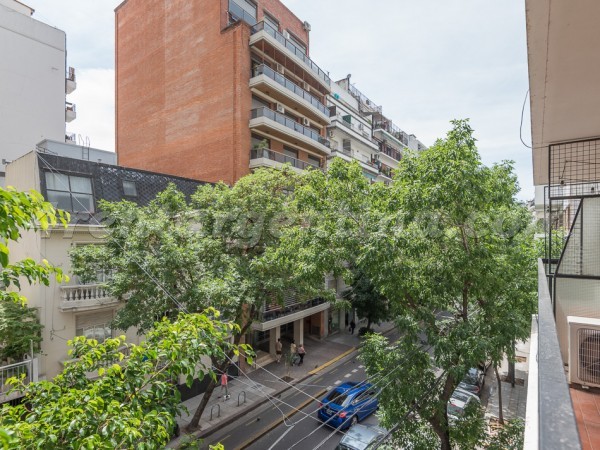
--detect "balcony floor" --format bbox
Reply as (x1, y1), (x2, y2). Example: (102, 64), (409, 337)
(571, 386), (600, 449)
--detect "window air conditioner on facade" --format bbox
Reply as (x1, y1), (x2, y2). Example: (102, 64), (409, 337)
(303, 82), (310, 91)
(276, 103), (285, 114)
(276, 63), (285, 74)
(302, 117), (310, 126)
(568, 316), (600, 388)
(283, 30), (291, 39)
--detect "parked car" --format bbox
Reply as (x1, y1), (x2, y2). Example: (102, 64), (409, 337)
(447, 388), (480, 422)
(460, 367), (485, 395)
(318, 382), (379, 430)
(336, 424), (386, 450)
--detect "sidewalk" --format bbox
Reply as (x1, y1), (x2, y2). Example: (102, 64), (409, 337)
(170, 321), (396, 447)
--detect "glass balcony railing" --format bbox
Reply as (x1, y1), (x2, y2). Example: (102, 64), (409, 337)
(252, 65), (329, 117)
(228, 0), (257, 26)
(373, 120), (409, 146)
(250, 148), (322, 171)
(257, 297), (327, 322)
(251, 107), (330, 149)
(250, 21), (331, 87)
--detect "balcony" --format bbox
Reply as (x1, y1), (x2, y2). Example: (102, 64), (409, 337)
(227, 0), (257, 26)
(252, 297), (330, 332)
(65, 102), (76, 123)
(250, 21), (331, 91)
(380, 143), (402, 162)
(66, 66), (77, 94)
(250, 107), (330, 155)
(373, 120), (409, 149)
(59, 284), (120, 311)
(250, 64), (330, 123)
(250, 148), (323, 173)
(0, 358), (38, 403)
(331, 115), (379, 149)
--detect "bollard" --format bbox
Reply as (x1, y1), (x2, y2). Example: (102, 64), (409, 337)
(238, 390), (247, 406)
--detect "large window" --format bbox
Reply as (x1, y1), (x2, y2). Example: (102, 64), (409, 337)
(283, 146), (299, 159)
(263, 11), (279, 31)
(287, 31), (307, 55)
(45, 172), (95, 213)
(76, 310), (114, 344)
(229, 0), (257, 25)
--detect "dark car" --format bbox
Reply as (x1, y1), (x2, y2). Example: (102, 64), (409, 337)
(460, 367), (485, 395)
(318, 382), (379, 430)
(336, 424), (386, 450)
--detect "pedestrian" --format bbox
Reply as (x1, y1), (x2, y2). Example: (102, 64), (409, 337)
(350, 320), (356, 335)
(297, 344), (306, 366)
(276, 338), (283, 363)
(220, 371), (229, 399)
(290, 340), (297, 365)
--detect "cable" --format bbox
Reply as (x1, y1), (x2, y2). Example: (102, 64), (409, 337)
(519, 89), (532, 149)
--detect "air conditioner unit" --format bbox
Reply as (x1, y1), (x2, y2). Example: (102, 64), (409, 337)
(276, 103), (285, 114)
(283, 30), (291, 39)
(302, 117), (310, 126)
(568, 316), (600, 388)
(358, 123), (364, 131)
(303, 81), (310, 91)
(328, 130), (335, 138)
(276, 63), (285, 74)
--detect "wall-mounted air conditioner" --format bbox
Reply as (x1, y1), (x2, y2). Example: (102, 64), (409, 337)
(328, 130), (335, 138)
(302, 118), (310, 126)
(283, 31), (291, 39)
(303, 82), (310, 92)
(276, 63), (285, 74)
(568, 316), (600, 388)
(276, 103), (285, 114)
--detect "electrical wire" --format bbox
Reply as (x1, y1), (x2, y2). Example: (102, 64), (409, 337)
(519, 89), (532, 149)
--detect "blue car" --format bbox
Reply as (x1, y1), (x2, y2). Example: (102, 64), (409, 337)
(318, 382), (379, 430)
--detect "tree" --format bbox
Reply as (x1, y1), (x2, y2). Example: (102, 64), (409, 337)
(0, 310), (243, 449)
(0, 187), (69, 364)
(273, 121), (537, 449)
(343, 270), (389, 332)
(70, 168), (330, 430)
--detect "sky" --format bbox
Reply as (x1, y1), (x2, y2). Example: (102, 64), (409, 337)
(26, 0), (534, 200)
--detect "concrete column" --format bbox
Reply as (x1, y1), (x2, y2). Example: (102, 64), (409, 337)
(294, 318), (304, 345)
(269, 326), (281, 356)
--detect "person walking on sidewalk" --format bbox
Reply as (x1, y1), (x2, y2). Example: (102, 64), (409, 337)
(220, 372), (229, 400)
(275, 338), (283, 363)
(297, 344), (306, 366)
(350, 320), (356, 335)
(290, 340), (297, 366)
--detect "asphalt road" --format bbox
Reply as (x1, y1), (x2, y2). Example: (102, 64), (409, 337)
(201, 345), (387, 450)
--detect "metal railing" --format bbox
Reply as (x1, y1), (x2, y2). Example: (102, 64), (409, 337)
(373, 120), (409, 146)
(228, 0), (257, 26)
(250, 21), (331, 86)
(0, 360), (32, 394)
(333, 115), (379, 146)
(347, 83), (382, 114)
(252, 64), (328, 116)
(380, 143), (402, 162)
(250, 107), (330, 149)
(258, 297), (327, 322)
(250, 148), (322, 171)
(67, 66), (76, 82)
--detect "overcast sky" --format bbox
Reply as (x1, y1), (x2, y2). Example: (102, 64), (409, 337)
(26, 0), (533, 199)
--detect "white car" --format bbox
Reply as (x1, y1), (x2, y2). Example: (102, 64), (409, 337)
(336, 424), (386, 450)
(447, 388), (480, 422)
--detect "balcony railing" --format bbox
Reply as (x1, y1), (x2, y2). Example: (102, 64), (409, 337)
(381, 143), (402, 162)
(252, 64), (329, 117)
(373, 120), (409, 146)
(347, 83), (382, 114)
(1, 359), (35, 395)
(228, 0), (257, 26)
(333, 115), (379, 146)
(251, 107), (330, 148)
(60, 284), (118, 310)
(67, 66), (76, 82)
(257, 297), (327, 322)
(250, 148), (322, 171)
(250, 21), (331, 87)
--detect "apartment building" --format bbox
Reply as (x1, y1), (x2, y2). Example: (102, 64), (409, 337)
(0, 0), (77, 186)
(525, 1), (600, 448)
(2, 141), (202, 402)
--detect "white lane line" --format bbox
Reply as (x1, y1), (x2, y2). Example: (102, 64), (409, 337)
(358, 365), (364, 369)
(334, 380), (342, 385)
(327, 386), (332, 391)
(352, 369), (358, 373)
(344, 373), (351, 378)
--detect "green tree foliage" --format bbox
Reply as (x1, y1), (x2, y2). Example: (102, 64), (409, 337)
(0, 310), (243, 449)
(343, 270), (389, 331)
(70, 168), (329, 430)
(486, 418), (524, 450)
(273, 120), (537, 449)
(0, 300), (42, 361)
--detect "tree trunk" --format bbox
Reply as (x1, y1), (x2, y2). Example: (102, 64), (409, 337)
(366, 317), (371, 331)
(494, 365), (504, 425)
(429, 374), (455, 450)
(186, 306), (255, 431)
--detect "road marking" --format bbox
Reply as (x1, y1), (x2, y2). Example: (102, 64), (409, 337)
(330, 368), (338, 374)
(352, 369), (358, 373)
(327, 386), (332, 390)
(334, 380), (341, 385)
(344, 373), (351, 378)
(309, 347), (357, 375)
(221, 434), (231, 442)
(314, 376), (322, 382)
(359, 365), (364, 369)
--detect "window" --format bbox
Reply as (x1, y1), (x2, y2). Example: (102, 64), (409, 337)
(283, 146), (298, 159)
(123, 180), (137, 197)
(263, 11), (279, 31)
(288, 31), (307, 54)
(45, 172), (94, 213)
(343, 139), (352, 154)
(307, 154), (321, 167)
(76, 310), (114, 344)
(228, 0), (257, 25)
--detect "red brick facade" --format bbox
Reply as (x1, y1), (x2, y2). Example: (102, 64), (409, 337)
(115, 0), (311, 185)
